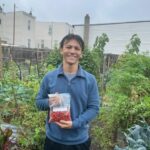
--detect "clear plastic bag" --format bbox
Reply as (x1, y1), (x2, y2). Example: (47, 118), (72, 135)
(48, 93), (71, 122)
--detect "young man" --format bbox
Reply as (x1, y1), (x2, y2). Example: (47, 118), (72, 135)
(36, 34), (100, 150)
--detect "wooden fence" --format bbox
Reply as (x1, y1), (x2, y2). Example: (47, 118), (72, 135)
(0, 44), (51, 79)
(0, 42), (119, 80)
(2, 45), (50, 64)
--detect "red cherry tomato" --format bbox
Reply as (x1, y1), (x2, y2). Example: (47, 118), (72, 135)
(49, 111), (71, 122)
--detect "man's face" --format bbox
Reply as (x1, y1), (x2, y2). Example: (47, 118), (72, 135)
(60, 39), (82, 66)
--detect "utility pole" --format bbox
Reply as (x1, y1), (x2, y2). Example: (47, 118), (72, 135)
(13, 3), (16, 46)
(10, 3), (16, 60)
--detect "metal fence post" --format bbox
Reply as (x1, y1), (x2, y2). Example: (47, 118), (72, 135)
(0, 38), (3, 78)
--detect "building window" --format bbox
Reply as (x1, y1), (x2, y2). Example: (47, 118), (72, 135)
(28, 39), (31, 48)
(41, 40), (44, 48)
(48, 25), (52, 35)
(28, 20), (31, 30)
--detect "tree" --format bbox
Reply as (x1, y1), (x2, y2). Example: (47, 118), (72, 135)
(46, 47), (62, 68)
(126, 34), (141, 54)
(92, 33), (109, 74)
(92, 33), (109, 91)
(80, 48), (98, 77)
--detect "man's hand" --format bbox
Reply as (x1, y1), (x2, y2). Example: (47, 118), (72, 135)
(49, 93), (61, 106)
(55, 120), (72, 129)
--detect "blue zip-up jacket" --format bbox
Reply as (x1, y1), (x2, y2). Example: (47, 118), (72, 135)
(36, 65), (100, 145)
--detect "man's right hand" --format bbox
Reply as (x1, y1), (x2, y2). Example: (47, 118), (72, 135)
(48, 93), (61, 106)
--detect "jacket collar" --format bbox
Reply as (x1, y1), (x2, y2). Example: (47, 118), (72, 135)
(57, 64), (85, 78)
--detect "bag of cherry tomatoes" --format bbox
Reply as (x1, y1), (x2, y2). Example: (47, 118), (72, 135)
(48, 93), (71, 122)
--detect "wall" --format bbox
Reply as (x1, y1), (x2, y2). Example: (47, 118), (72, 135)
(74, 21), (150, 54)
(0, 11), (36, 48)
(1, 11), (150, 54)
(35, 22), (74, 49)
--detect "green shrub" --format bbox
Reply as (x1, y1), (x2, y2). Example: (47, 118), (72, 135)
(92, 53), (150, 150)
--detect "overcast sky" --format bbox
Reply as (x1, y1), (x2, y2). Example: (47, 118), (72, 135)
(0, 0), (150, 24)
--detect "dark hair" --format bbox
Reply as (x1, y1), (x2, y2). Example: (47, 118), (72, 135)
(60, 34), (84, 51)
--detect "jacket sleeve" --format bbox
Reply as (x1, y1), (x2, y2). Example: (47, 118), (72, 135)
(72, 76), (100, 128)
(36, 75), (49, 111)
